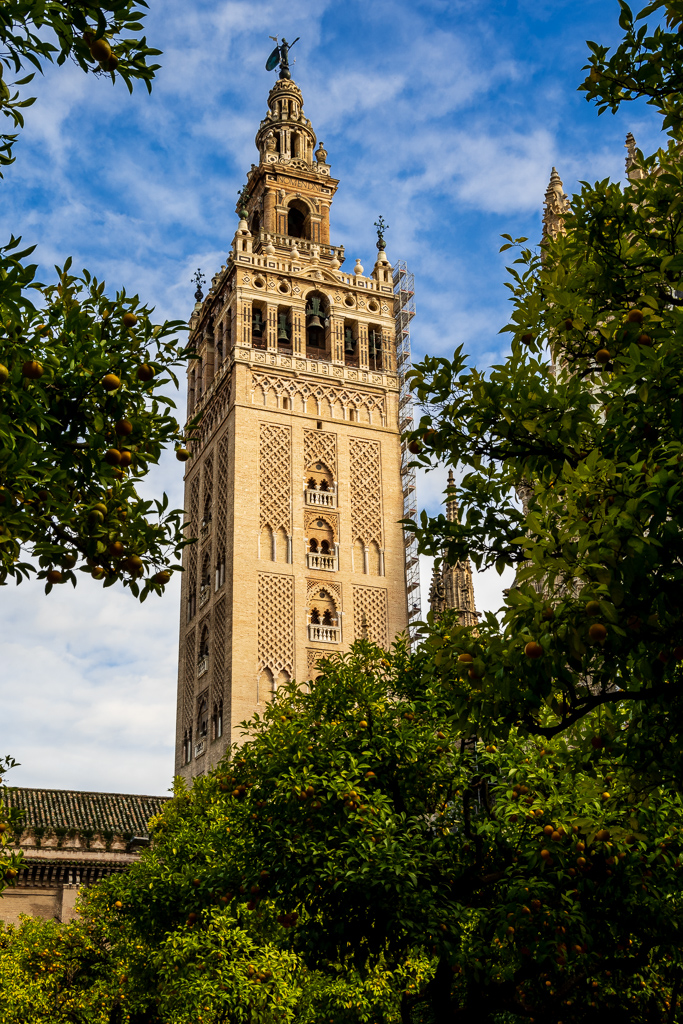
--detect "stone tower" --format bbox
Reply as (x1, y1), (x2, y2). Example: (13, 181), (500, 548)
(175, 71), (408, 780)
(428, 471), (479, 627)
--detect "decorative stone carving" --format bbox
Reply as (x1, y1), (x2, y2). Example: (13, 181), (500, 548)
(304, 428), (337, 477)
(258, 573), (294, 680)
(259, 422), (292, 533)
(353, 586), (388, 646)
(349, 438), (383, 545)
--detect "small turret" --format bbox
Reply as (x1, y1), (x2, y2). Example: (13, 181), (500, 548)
(542, 167), (571, 242)
(625, 132), (645, 181)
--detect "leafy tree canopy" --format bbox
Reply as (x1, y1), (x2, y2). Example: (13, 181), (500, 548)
(0, 2), (194, 598)
(406, 0), (683, 776)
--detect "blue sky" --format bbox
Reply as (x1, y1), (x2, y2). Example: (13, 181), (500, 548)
(0, 0), (664, 794)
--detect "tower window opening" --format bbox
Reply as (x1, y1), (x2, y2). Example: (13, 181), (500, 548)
(305, 293), (329, 358)
(309, 538), (319, 553)
(310, 607), (321, 624)
(187, 587), (196, 621)
(252, 306), (266, 349)
(277, 308), (292, 352)
(212, 701), (223, 741)
(287, 198), (309, 239)
(368, 326), (383, 370)
(344, 322), (358, 367)
(183, 729), (192, 764)
(251, 210), (261, 236)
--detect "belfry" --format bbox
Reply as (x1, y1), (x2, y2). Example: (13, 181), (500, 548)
(175, 54), (410, 779)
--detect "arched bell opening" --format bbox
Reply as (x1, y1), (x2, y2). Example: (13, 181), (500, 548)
(368, 322), (383, 371)
(307, 586), (340, 643)
(276, 304), (292, 354)
(343, 319), (359, 367)
(215, 548), (225, 590)
(287, 198), (310, 239)
(183, 728), (193, 764)
(251, 300), (267, 350)
(250, 210), (261, 237)
(305, 290), (330, 360)
(200, 552), (211, 604)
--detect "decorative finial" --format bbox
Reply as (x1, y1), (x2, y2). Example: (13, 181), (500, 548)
(265, 36), (300, 80)
(237, 185), (250, 220)
(192, 269), (206, 304)
(374, 215), (389, 251)
(315, 141), (328, 164)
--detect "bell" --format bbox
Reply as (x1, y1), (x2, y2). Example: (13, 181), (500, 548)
(278, 314), (290, 341)
(369, 329), (380, 356)
(308, 315), (323, 330)
(252, 310), (263, 336)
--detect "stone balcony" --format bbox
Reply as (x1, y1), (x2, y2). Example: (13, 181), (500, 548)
(305, 488), (336, 508)
(308, 624), (341, 643)
(306, 552), (337, 571)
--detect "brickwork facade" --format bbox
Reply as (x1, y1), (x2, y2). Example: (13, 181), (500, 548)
(175, 75), (408, 780)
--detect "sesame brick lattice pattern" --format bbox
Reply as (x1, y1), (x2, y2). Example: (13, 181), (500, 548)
(304, 428), (337, 476)
(353, 585), (388, 646)
(183, 628), (196, 730)
(259, 422), (291, 533)
(216, 434), (229, 544)
(349, 438), (382, 545)
(258, 573), (294, 679)
(212, 596), (226, 704)
(252, 373), (386, 425)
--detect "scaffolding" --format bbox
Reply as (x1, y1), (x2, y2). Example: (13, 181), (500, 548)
(393, 260), (421, 637)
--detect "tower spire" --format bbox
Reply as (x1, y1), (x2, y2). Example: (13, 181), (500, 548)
(542, 167), (570, 242)
(429, 472), (479, 628)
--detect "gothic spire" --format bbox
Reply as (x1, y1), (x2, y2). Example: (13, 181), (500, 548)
(542, 166), (570, 242)
(429, 472), (479, 628)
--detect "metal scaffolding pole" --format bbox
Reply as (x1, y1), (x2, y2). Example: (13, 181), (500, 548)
(393, 259), (421, 638)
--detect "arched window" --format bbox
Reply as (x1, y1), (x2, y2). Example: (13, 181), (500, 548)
(305, 292), (328, 354)
(201, 552), (211, 589)
(212, 702), (223, 740)
(199, 626), (209, 660)
(368, 539), (381, 576)
(197, 696), (209, 739)
(187, 587), (196, 622)
(310, 607), (321, 625)
(309, 538), (319, 553)
(320, 539), (330, 555)
(275, 526), (288, 563)
(287, 199), (309, 239)
(252, 304), (266, 349)
(259, 667), (274, 703)
(353, 538), (366, 574)
(322, 609), (333, 626)
(215, 549), (225, 589)
(260, 525), (274, 561)
(183, 729), (192, 764)
(251, 210), (261, 236)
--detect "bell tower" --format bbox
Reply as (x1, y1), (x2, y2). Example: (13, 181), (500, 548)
(175, 61), (408, 780)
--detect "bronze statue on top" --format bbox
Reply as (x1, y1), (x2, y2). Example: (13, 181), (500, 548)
(265, 36), (300, 80)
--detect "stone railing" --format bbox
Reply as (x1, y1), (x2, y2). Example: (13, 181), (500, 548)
(306, 552), (337, 571)
(305, 488), (336, 508)
(307, 624), (341, 643)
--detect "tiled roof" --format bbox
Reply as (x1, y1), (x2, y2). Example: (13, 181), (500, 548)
(3, 787), (169, 836)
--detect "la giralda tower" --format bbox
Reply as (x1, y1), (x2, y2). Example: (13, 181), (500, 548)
(175, 48), (408, 780)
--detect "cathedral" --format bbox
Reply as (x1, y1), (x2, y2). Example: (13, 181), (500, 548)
(174, 57), (411, 780)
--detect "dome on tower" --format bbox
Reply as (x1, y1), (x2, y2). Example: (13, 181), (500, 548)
(255, 78), (328, 175)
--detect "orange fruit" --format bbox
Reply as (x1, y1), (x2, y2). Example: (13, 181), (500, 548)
(176, 448), (191, 461)
(595, 349), (611, 364)
(119, 451), (132, 467)
(627, 309), (644, 323)
(46, 569), (63, 584)
(102, 373), (120, 391)
(89, 38), (111, 62)
(115, 419), (133, 436)
(0, 364), (8, 384)
(137, 363), (155, 381)
(457, 652), (473, 663)
(524, 641), (543, 659)
(588, 622), (607, 642)
(104, 449), (121, 466)
(22, 360), (43, 379)
(122, 312), (138, 328)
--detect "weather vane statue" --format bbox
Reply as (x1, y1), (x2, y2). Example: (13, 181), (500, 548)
(265, 36), (299, 80)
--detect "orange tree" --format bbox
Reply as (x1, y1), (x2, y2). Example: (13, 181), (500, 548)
(406, 0), (683, 783)
(0, 3), (193, 598)
(83, 641), (683, 1024)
